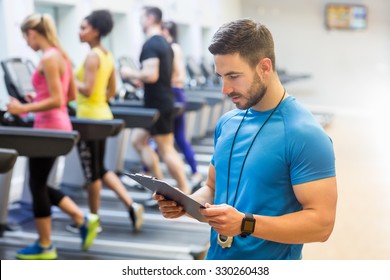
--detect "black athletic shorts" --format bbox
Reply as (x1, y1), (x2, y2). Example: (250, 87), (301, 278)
(150, 108), (175, 135)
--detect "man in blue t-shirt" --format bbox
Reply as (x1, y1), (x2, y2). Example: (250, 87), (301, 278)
(154, 19), (337, 260)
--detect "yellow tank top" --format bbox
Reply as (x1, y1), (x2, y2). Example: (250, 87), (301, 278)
(76, 47), (114, 120)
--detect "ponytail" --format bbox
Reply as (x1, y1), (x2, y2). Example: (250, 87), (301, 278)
(21, 13), (70, 62)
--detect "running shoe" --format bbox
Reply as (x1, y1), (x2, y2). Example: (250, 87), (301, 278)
(129, 202), (144, 232)
(16, 241), (57, 260)
(79, 213), (99, 251)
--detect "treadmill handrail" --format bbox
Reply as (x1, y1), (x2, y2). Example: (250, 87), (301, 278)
(186, 96), (207, 111)
(0, 148), (18, 173)
(0, 127), (79, 157)
(0, 126), (78, 138)
(110, 99), (144, 107)
(110, 106), (159, 129)
(70, 117), (125, 140)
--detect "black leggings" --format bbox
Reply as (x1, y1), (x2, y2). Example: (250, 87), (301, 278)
(29, 157), (65, 218)
(77, 139), (108, 183)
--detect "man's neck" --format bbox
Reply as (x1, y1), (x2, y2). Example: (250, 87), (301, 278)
(252, 79), (287, 112)
(146, 25), (161, 38)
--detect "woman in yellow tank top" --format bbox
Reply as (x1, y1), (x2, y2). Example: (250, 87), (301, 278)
(71, 10), (144, 234)
(75, 46), (114, 120)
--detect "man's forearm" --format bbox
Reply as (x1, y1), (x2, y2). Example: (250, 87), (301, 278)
(190, 185), (214, 206)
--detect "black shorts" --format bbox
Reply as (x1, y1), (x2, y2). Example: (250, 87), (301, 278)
(150, 109), (175, 135)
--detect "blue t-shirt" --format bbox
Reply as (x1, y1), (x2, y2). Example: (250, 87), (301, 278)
(206, 96), (336, 260)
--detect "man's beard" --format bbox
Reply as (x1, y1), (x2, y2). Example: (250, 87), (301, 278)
(234, 74), (267, 110)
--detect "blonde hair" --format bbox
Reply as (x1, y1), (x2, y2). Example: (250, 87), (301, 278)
(20, 13), (70, 60)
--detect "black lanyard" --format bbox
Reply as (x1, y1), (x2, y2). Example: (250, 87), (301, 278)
(226, 89), (286, 206)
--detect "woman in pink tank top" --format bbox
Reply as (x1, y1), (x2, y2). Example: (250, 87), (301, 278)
(30, 47), (72, 130)
(6, 13), (99, 260)
(8, 41), (74, 130)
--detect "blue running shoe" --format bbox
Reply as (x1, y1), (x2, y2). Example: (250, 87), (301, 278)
(79, 213), (99, 251)
(16, 241), (57, 260)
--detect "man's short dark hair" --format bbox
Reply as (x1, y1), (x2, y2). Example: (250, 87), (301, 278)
(143, 6), (163, 24)
(208, 19), (276, 70)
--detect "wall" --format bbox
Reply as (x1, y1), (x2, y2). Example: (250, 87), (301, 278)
(0, 0), (34, 101)
(5, 0), (388, 110)
(241, 0), (390, 112)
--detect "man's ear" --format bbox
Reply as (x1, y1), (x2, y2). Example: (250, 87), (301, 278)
(256, 58), (272, 77)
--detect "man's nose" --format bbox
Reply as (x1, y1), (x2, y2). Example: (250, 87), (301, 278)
(221, 80), (233, 96)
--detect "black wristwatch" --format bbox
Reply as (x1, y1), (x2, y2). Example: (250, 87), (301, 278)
(240, 213), (256, 238)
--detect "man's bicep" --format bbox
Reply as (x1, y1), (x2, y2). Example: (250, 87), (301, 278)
(293, 177), (337, 221)
(141, 58), (159, 83)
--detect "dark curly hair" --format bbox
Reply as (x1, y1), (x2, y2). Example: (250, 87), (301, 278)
(85, 9), (114, 38)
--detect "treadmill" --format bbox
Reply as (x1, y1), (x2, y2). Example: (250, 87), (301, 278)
(0, 148), (18, 236)
(0, 57), (210, 260)
(0, 125), (78, 234)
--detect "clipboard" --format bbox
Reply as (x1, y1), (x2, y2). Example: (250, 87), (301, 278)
(127, 173), (207, 223)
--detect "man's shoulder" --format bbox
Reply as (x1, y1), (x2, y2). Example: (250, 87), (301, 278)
(220, 108), (242, 121)
(215, 109), (242, 131)
(281, 99), (331, 147)
(145, 35), (168, 46)
(142, 35), (171, 54)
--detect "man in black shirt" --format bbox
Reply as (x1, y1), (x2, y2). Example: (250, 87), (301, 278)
(121, 6), (191, 194)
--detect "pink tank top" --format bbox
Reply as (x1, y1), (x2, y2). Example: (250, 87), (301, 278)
(32, 48), (72, 131)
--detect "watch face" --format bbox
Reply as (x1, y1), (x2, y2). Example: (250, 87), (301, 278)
(243, 221), (254, 231)
(241, 213), (255, 237)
